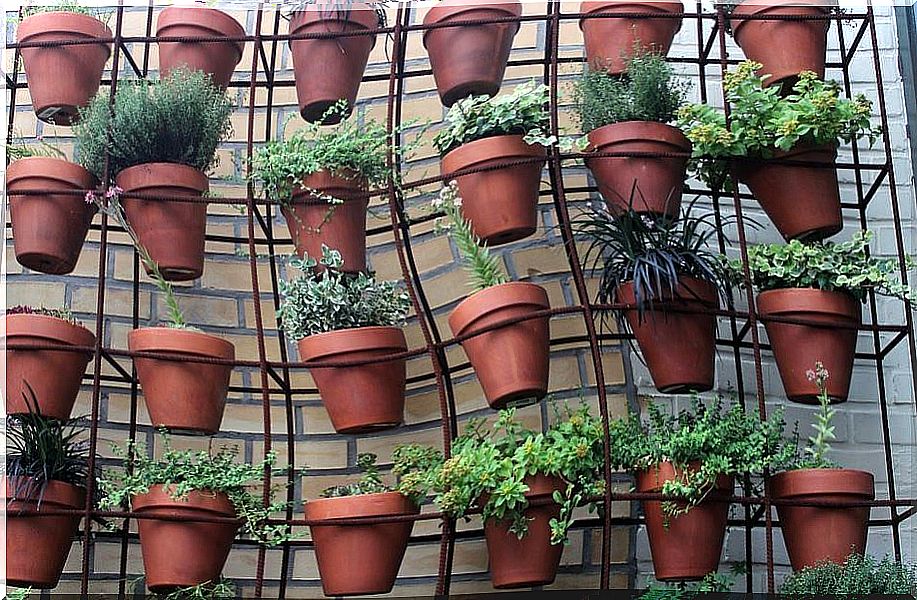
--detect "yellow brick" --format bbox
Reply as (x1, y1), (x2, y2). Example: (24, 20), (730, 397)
(157, 293), (239, 328)
(201, 259), (276, 293)
(7, 280), (66, 308)
(253, 439), (349, 470)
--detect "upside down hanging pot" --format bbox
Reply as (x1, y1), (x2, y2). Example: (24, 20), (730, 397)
(423, 0), (522, 106)
(579, 0), (684, 74)
(289, 4), (379, 124)
(617, 277), (718, 394)
(17, 10), (112, 124)
(756, 288), (861, 404)
(156, 6), (245, 90)
(305, 492), (419, 596)
(448, 282), (550, 409)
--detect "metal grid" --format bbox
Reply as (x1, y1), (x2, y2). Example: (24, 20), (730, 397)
(5, 2), (917, 597)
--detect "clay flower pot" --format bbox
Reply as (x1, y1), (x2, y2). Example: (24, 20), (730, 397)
(116, 162), (210, 282)
(297, 326), (407, 433)
(129, 327), (235, 434)
(281, 170), (369, 272)
(423, 0), (522, 106)
(617, 277), (718, 394)
(305, 492), (418, 596)
(133, 485), (239, 592)
(4, 312), (95, 420)
(770, 468), (874, 571)
(637, 463), (733, 581)
(156, 6), (245, 90)
(289, 5), (379, 124)
(738, 144), (840, 241)
(585, 121), (691, 217)
(757, 288), (861, 404)
(484, 474), (565, 588)
(17, 11), (111, 124)
(6, 477), (86, 589)
(441, 134), (546, 246)
(731, 0), (829, 91)
(7, 157), (98, 275)
(580, 1), (683, 74)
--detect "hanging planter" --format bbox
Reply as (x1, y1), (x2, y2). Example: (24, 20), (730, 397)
(423, 0), (522, 106)
(289, 4), (379, 124)
(4, 308), (95, 421)
(156, 6), (245, 90)
(7, 157), (98, 275)
(579, 1), (683, 74)
(17, 10), (111, 125)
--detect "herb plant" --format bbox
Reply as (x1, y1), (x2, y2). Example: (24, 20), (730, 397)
(5, 588), (32, 600)
(640, 565), (744, 599)
(6, 305), (80, 325)
(787, 362), (838, 471)
(779, 553), (917, 595)
(7, 138), (66, 162)
(574, 48), (689, 133)
(278, 245), (411, 340)
(151, 578), (235, 600)
(20, 1), (99, 17)
(75, 68), (232, 179)
(739, 230), (917, 304)
(98, 433), (294, 545)
(320, 453), (389, 498)
(432, 81), (556, 156)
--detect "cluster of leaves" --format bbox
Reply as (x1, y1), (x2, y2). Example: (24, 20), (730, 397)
(779, 553), (917, 595)
(320, 453), (389, 498)
(576, 203), (736, 321)
(574, 48), (689, 133)
(98, 433), (294, 545)
(740, 230), (917, 303)
(607, 395), (796, 517)
(278, 245), (411, 340)
(6, 304), (80, 325)
(433, 81), (555, 156)
(4, 589), (32, 600)
(75, 68), (232, 179)
(7, 138), (66, 163)
(640, 564), (744, 599)
(152, 578), (235, 600)
(676, 61), (879, 190)
(432, 181), (508, 291)
(19, 1), (100, 18)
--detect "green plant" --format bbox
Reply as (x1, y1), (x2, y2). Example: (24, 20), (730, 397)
(278, 245), (411, 340)
(791, 361), (838, 470)
(574, 47), (689, 133)
(75, 68), (232, 180)
(739, 230), (917, 304)
(153, 578), (235, 600)
(19, 1), (98, 17)
(676, 61), (879, 191)
(608, 395), (795, 517)
(640, 564), (744, 599)
(432, 81), (556, 156)
(98, 433), (294, 546)
(432, 181), (508, 291)
(6, 305), (80, 325)
(779, 553), (917, 596)
(320, 453), (389, 498)
(7, 138), (67, 162)
(5, 588), (32, 600)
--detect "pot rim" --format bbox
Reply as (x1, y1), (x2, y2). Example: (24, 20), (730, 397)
(579, 0), (685, 26)
(289, 5), (381, 32)
(6, 476), (86, 508)
(115, 162), (209, 193)
(423, 0), (523, 31)
(616, 276), (719, 307)
(18, 10), (113, 46)
(635, 461), (734, 494)
(731, 0), (830, 36)
(756, 287), (861, 320)
(586, 121), (691, 152)
(770, 468), (875, 499)
(289, 169), (369, 203)
(4, 312), (96, 348)
(442, 134), (547, 175)
(297, 325), (407, 361)
(304, 491), (419, 522)
(132, 484), (237, 517)
(7, 156), (99, 190)
(128, 326), (236, 360)
(448, 281), (549, 336)
(157, 6), (246, 55)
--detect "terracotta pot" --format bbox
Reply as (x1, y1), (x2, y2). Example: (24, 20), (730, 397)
(17, 11), (111, 125)
(770, 468), (874, 571)
(116, 162), (209, 282)
(441, 134), (546, 246)
(731, 0), (829, 92)
(757, 288), (860, 404)
(289, 5), (379, 123)
(281, 170), (369, 272)
(617, 277), (718, 394)
(423, 0), (522, 106)
(305, 492), (418, 596)
(297, 326), (407, 433)
(637, 463), (733, 581)
(580, 1), (683, 74)
(156, 6), (245, 90)
(448, 282), (550, 409)
(129, 327), (235, 434)
(585, 121), (690, 217)
(7, 157), (98, 275)
(6, 477), (85, 589)
(133, 485), (239, 593)
(4, 313), (95, 420)
(738, 145), (840, 241)
(484, 474), (565, 588)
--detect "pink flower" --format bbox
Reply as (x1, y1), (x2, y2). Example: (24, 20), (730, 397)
(85, 191), (96, 204)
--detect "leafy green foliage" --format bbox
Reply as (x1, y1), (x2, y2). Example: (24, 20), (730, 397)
(154, 579), (235, 600)
(7, 138), (66, 162)
(739, 230), (917, 303)
(640, 564), (744, 599)
(6, 305), (80, 325)
(433, 181), (508, 291)
(5, 588), (32, 600)
(320, 453), (389, 498)
(433, 81), (555, 156)
(779, 553), (917, 595)
(574, 48), (689, 133)
(390, 444), (445, 506)
(608, 396), (795, 517)
(75, 68), (232, 179)
(278, 245), (411, 340)
(677, 61), (879, 190)
(20, 1), (99, 17)
(98, 433), (294, 545)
